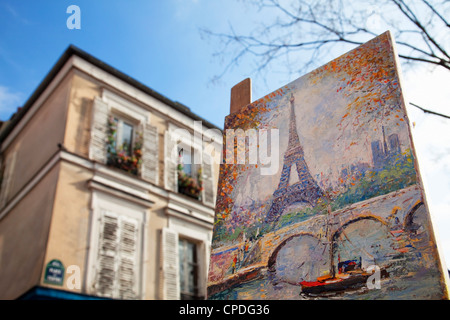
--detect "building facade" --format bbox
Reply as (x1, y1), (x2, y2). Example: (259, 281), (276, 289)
(0, 46), (222, 300)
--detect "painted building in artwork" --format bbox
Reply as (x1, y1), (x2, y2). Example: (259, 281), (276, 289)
(0, 45), (222, 300)
(371, 126), (401, 169)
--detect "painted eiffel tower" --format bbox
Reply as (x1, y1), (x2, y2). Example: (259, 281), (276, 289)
(265, 94), (323, 223)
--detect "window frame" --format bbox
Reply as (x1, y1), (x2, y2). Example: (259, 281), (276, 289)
(167, 124), (203, 199)
(102, 89), (150, 174)
(86, 191), (147, 300)
(106, 110), (143, 175)
(110, 115), (136, 156)
(176, 143), (203, 200)
(164, 211), (212, 300)
(178, 237), (201, 300)
(177, 144), (197, 178)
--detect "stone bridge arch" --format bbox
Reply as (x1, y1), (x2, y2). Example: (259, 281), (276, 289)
(266, 232), (329, 284)
(403, 201), (425, 232)
(267, 232), (320, 272)
(332, 214), (388, 237)
(330, 215), (394, 273)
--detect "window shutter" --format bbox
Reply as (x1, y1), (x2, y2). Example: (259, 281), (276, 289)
(164, 130), (177, 192)
(160, 227), (179, 300)
(205, 241), (211, 280)
(95, 210), (140, 299)
(202, 153), (215, 207)
(90, 97), (109, 163)
(203, 241), (211, 299)
(141, 123), (158, 184)
(96, 211), (119, 298)
(118, 216), (139, 299)
(0, 151), (17, 209)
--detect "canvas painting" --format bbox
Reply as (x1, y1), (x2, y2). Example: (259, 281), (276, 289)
(207, 31), (449, 300)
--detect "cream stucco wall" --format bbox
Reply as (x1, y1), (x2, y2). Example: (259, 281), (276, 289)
(3, 72), (72, 205)
(40, 161), (93, 293)
(0, 163), (60, 299)
(63, 71), (101, 158)
(0, 69), (73, 299)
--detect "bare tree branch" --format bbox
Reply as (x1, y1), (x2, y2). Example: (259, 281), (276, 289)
(410, 102), (450, 120)
(391, 0), (450, 60)
(202, 0), (450, 80)
(421, 0), (450, 28)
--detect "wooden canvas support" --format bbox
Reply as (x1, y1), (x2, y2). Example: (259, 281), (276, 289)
(230, 78), (252, 115)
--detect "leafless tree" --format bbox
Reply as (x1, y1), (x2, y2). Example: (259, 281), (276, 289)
(202, 0), (450, 81)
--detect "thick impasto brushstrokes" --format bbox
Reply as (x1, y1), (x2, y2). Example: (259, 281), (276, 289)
(208, 32), (449, 300)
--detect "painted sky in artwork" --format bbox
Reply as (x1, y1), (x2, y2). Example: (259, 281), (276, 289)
(225, 32), (412, 212)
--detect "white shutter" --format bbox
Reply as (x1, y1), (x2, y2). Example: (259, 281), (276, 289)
(205, 241), (211, 279)
(95, 210), (140, 300)
(96, 211), (119, 298)
(164, 130), (178, 192)
(89, 97), (109, 163)
(141, 123), (158, 184)
(160, 228), (179, 300)
(203, 241), (211, 299)
(118, 216), (139, 299)
(202, 153), (215, 207)
(0, 151), (17, 209)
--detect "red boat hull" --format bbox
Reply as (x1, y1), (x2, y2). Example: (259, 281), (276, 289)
(300, 273), (371, 295)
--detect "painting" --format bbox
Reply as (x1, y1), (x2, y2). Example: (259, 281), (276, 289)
(207, 31), (449, 299)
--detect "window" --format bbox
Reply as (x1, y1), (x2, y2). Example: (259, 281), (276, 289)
(177, 147), (203, 200)
(119, 120), (134, 156)
(178, 238), (200, 300)
(107, 116), (142, 175)
(90, 95), (159, 184)
(87, 191), (145, 300)
(160, 227), (209, 300)
(94, 210), (141, 299)
(109, 117), (134, 156)
(179, 147), (194, 177)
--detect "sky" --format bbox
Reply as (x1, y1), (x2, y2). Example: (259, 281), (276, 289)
(1, 1), (449, 269)
(0, 0), (270, 128)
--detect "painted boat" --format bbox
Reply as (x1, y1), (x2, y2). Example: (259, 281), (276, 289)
(300, 271), (372, 295)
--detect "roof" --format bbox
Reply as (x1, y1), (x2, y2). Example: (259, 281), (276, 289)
(0, 45), (222, 144)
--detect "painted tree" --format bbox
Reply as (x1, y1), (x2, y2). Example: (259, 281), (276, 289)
(309, 32), (407, 151)
(306, 33), (417, 203)
(212, 87), (286, 245)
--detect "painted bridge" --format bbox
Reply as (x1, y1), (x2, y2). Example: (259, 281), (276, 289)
(208, 184), (427, 295)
